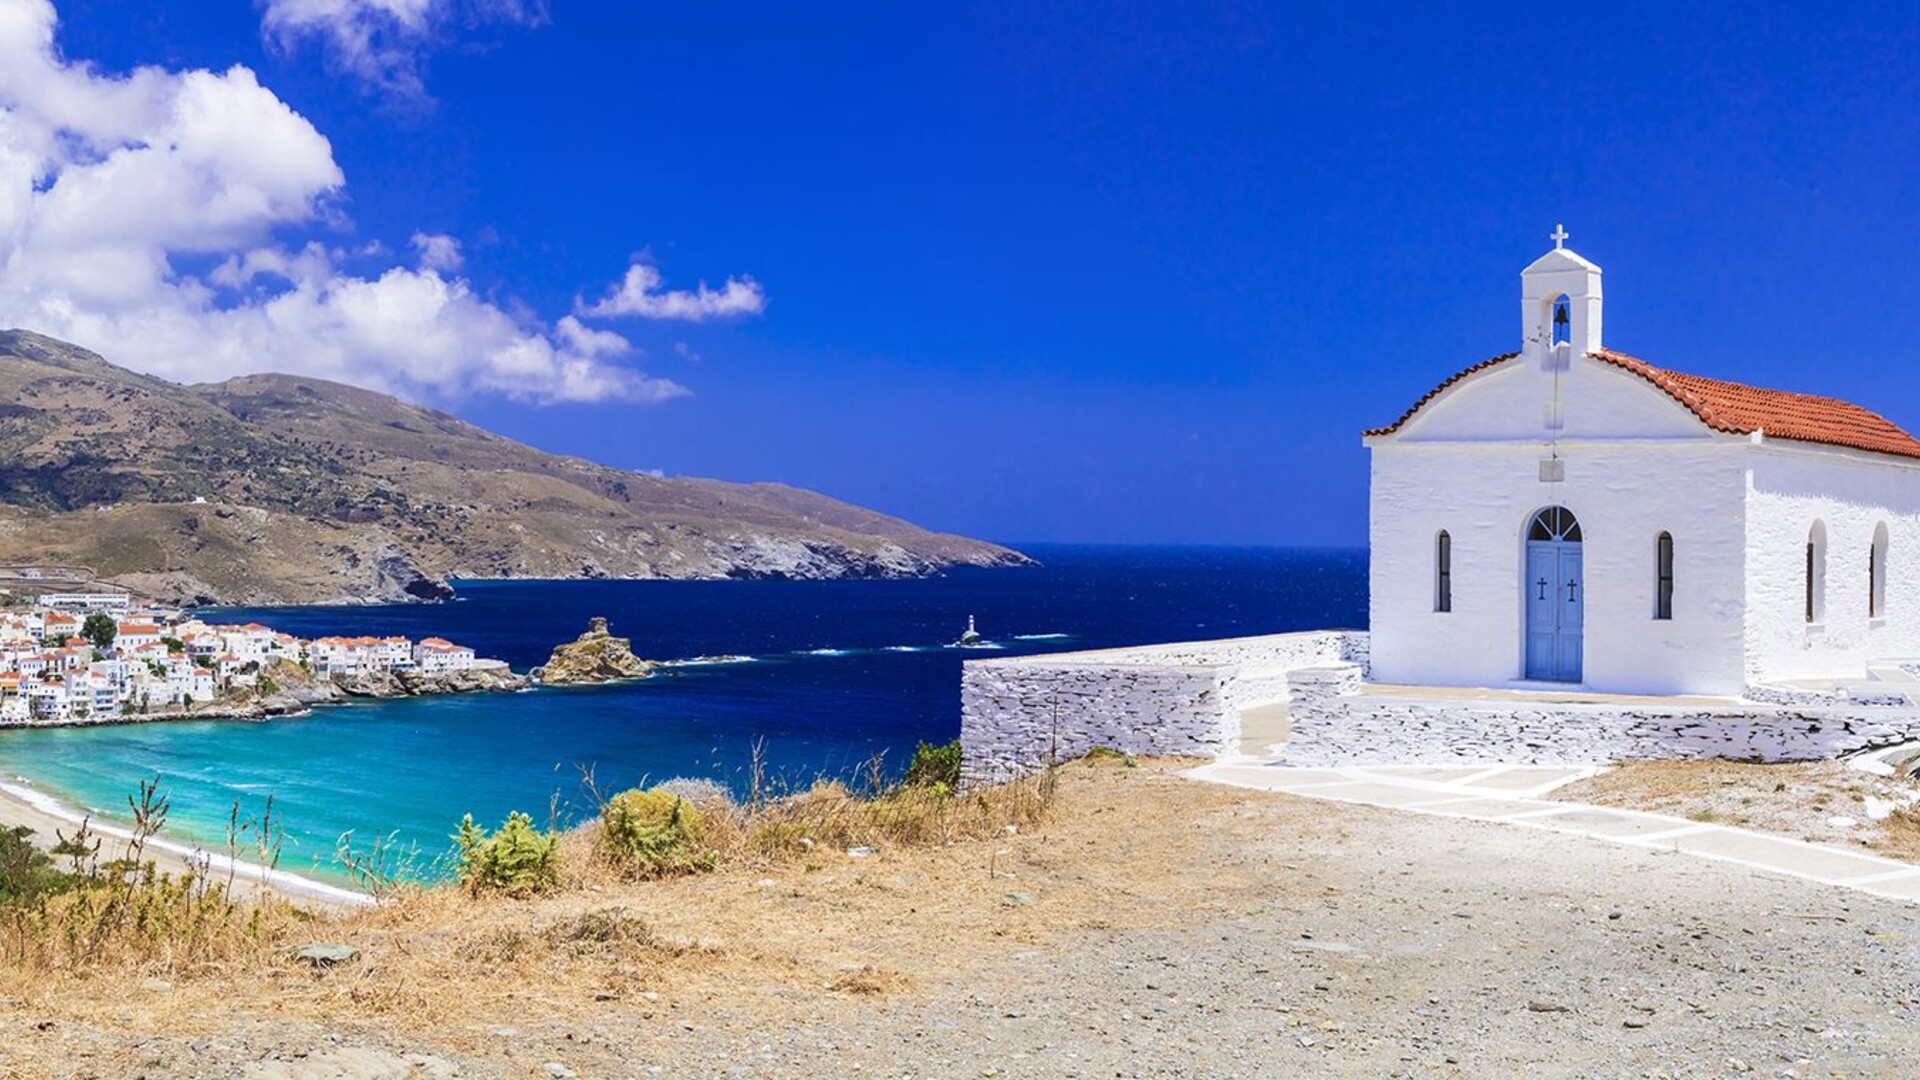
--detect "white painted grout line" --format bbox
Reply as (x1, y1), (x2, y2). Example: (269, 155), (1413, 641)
(1248, 778), (1380, 792)
(1832, 867), (1920, 886)
(1493, 804), (1586, 821)
(1451, 765), (1518, 787)
(1618, 824), (1720, 844)
(1399, 795), (1507, 810)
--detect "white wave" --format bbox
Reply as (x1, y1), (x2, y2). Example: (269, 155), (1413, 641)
(1012, 633), (1072, 640)
(802, 648), (852, 657)
(882, 645), (925, 653)
(661, 655), (757, 667)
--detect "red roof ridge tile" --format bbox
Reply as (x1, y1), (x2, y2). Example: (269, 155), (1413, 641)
(1362, 352), (1519, 437)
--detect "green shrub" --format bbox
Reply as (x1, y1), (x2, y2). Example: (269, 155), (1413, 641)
(453, 811), (559, 895)
(598, 789), (714, 878)
(0, 825), (74, 903)
(904, 739), (962, 791)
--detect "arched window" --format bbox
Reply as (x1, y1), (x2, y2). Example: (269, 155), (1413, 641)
(1435, 530), (1452, 613)
(1528, 505), (1582, 542)
(1654, 532), (1674, 620)
(1807, 521), (1827, 624)
(1551, 294), (1572, 347)
(1871, 523), (1890, 619)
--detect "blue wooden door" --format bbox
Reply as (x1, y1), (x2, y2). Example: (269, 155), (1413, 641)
(1524, 540), (1584, 681)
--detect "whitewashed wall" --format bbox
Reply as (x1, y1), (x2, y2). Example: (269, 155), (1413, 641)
(1744, 442), (1920, 683)
(1369, 339), (1920, 694)
(1368, 434), (1751, 695)
(959, 631), (1365, 784)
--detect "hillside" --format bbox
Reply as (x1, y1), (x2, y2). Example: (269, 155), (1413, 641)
(0, 330), (1028, 605)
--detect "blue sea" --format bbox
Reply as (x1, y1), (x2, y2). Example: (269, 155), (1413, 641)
(0, 545), (1365, 883)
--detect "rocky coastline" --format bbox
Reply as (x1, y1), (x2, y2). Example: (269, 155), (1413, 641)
(0, 664), (529, 731)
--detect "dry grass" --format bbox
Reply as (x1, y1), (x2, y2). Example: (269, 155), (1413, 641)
(1555, 757), (1920, 857)
(0, 754), (1255, 1066)
(0, 757), (1061, 1009)
(556, 751), (1060, 889)
(0, 782), (308, 981)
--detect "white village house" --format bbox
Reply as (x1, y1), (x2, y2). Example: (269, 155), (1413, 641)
(960, 228), (1920, 778)
(1368, 227), (1920, 696)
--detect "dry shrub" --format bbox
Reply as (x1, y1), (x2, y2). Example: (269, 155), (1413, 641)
(0, 866), (294, 974)
(543, 906), (658, 956)
(0, 782), (301, 976)
(1880, 806), (1920, 860)
(651, 777), (739, 820)
(449, 906), (692, 976)
(706, 767), (1058, 865)
(560, 758), (1059, 875)
(826, 963), (906, 996)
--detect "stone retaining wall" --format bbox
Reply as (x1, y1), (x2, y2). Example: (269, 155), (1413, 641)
(962, 628), (1920, 779)
(959, 631), (1365, 785)
(1744, 681), (1915, 708)
(1286, 680), (1920, 765)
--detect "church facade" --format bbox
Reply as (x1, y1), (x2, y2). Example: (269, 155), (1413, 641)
(1366, 231), (1920, 696)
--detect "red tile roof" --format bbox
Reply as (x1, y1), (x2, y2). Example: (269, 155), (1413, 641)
(1589, 349), (1920, 460)
(1367, 348), (1920, 461)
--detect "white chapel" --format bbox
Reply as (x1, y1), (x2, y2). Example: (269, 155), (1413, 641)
(1366, 228), (1920, 697)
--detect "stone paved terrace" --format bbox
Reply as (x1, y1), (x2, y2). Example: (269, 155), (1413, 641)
(1192, 759), (1920, 905)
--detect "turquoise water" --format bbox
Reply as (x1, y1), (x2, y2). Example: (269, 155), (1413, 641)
(0, 545), (1367, 883)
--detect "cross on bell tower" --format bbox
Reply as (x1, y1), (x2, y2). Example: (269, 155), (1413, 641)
(1520, 224), (1602, 362)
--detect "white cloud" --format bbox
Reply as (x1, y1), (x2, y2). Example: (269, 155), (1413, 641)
(409, 230), (461, 272)
(259, 0), (547, 102)
(0, 0), (696, 405)
(579, 261), (768, 322)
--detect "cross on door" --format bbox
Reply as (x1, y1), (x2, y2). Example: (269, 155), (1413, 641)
(1566, 579), (1578, 602)
(1536, 577), (1548, 600)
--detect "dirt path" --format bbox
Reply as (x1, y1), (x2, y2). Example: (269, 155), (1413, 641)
(4, 761), (1918, 1078)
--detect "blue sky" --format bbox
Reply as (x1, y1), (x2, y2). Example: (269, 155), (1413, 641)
(8, 2), (1920, 546)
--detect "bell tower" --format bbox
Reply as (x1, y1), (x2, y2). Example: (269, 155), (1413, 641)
(1520, 223), (1602, 368)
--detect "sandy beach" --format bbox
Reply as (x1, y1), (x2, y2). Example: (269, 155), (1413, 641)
(0, 773), (370, 908)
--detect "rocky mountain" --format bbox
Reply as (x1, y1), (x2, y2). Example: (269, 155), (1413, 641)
(0, 330), (1029, 605)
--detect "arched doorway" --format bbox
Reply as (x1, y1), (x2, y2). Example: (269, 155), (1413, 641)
(1525, 506), (1583, 682)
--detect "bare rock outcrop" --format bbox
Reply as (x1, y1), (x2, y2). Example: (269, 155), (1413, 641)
(532, 617), (657, 686)
(332, 665), (530, 699)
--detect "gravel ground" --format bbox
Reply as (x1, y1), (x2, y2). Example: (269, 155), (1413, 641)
(4, 763), (1919, 1078)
